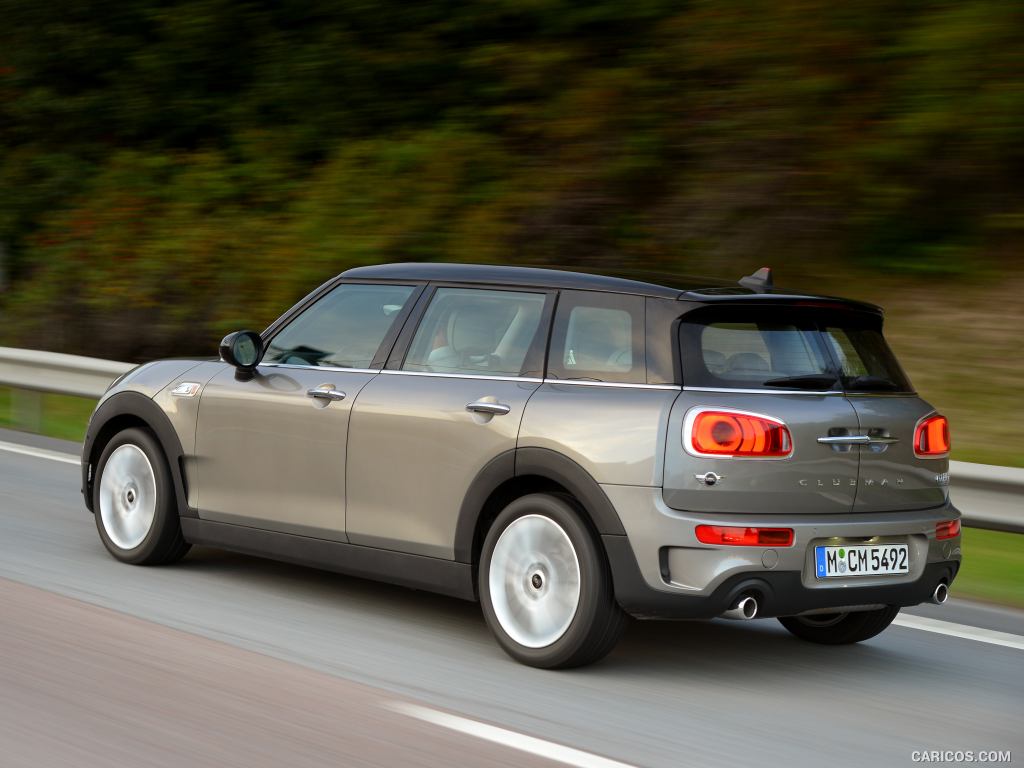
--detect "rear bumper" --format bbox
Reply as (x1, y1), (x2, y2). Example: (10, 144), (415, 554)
(601, 484), (962, 619)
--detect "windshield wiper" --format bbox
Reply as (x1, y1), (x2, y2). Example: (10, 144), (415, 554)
(844, 375), (902, 391)
(762, 374), (840, 390)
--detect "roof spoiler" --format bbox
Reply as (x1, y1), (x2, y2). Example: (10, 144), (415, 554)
(738, 266), (773, 293)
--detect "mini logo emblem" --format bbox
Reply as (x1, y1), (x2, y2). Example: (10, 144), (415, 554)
(695, 471), (724, 487)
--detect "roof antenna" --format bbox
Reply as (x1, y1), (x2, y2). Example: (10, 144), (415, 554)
(739, 266), (773, 292)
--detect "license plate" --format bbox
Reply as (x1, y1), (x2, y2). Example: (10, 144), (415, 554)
(814, 544), (909, 579)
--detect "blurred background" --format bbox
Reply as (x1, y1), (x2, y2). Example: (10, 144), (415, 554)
(0, 0), (1021, 472)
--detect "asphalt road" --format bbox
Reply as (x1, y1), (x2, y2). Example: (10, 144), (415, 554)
(0, 430), (1021, 768)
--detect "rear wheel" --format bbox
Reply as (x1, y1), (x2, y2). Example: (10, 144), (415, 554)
(93, 427), (190, 565)
(778, 606), (900, 645)
(479, 493), (627, 668)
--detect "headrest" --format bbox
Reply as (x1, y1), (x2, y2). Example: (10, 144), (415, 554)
(448, 304), (497, 354)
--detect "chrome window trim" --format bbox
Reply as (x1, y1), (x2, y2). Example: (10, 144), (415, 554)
(260, 362), (383, 375)
(380, 369), (544, 383)
(682, 386), (844, 396)
(543, 379), (681, 391)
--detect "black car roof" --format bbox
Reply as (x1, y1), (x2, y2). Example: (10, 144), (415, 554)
(342, 262), (695, 298)
(340, 262), (881, 312)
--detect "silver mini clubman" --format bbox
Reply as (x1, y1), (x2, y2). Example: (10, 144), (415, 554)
(82, 263), (961, 667)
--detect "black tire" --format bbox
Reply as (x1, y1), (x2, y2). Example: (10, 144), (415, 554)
(478, 493), (627, 668)
(778, 606), (900, 645)
(93, 427), (191, 565)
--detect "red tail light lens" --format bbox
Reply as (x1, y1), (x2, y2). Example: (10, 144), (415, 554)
(696, 525), (794, 547)
(936, 519), (961, 540)
(689, 409), (792, 457)
(915, 414), (950, 457)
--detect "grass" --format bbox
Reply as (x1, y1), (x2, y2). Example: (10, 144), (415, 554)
(954, 528), (1024, 610)
(0, 386), (96, 443)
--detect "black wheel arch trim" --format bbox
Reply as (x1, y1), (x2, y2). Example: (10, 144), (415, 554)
(453, 446), (627, 563)
(82, 391), (192, 519)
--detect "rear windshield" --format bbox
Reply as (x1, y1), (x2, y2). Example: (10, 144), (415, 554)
(679, 309), (913, 393)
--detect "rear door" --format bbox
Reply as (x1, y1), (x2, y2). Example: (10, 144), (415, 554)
(821, 322), (949, 512)
(664, 307), (861, 514)
(345, 285), (553, 559)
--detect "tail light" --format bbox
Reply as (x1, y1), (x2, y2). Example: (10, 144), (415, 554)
(936, 519), (961, 540)
(696, 525), (794, 547)
(915, 414), (950, 458)
(686, 408), (792, 458)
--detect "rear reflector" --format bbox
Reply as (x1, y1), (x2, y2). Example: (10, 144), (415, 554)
(915, 414), (950, 457)
(695, 525), (794, 547)
(936, 519), (961, 540)
(689, 409), (792, 457)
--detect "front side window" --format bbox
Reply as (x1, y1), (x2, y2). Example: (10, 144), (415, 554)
(263, 283), (416, 369)
(403, 287), (547, 377)
(548, 292), (646, 384)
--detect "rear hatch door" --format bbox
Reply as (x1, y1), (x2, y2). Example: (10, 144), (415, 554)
(820, 322), (949, 512)
(665, 306), (860, 514)
(664, 304), (948, 516)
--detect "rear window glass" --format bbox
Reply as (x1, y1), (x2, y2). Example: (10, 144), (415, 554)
(679, 311), (912, 392)
(822, 327), (913, 392)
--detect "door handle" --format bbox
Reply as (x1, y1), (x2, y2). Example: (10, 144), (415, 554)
(466, 401), (511, 416)
(307, 387), (347, 402)
(817, 435), (899, 445)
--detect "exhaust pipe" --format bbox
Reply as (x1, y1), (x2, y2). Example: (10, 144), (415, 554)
(722, 595), (759, 621)
(931, 582), (949, 605)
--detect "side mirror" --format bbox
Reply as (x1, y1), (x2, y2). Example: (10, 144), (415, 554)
(219, 330), (265, 372)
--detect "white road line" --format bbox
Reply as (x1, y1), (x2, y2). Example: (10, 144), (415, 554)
(0, 440), (80, 466)
(386, 702), (639, 768)
(894, 614), (1024, 651)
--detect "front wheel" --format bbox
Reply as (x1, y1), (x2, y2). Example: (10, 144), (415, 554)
(478, 494), (627, 668)
(778, 606), (900, 645)
(93, 427), (190, 565)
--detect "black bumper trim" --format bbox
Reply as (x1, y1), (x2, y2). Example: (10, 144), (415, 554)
(603, 534), (960, 620)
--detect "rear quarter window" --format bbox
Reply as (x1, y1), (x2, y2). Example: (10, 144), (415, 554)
(548, 291), (646, 384)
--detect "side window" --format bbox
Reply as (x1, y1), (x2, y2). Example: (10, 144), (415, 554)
(402, 287), (547, 377)
(263, 283), (416, 369)
(548, 292), (646, 384)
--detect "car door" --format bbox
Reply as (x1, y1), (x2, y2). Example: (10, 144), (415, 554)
(345, 285), (553, 559)
(819, 322), (950, 512)
(194, 281), (420, 539)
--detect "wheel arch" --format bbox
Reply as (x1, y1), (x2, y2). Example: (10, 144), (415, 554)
(83, 391), (191, 519)
(454, 447), (627, 574)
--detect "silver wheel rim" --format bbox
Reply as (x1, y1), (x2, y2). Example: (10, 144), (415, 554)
(488, 514), (581, 649)
(98, 444), (157, 550)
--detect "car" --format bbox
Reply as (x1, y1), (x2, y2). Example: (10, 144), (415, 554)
(82, 262), (962, 667)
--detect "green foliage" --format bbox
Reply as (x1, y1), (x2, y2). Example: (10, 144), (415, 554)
(1, 0), (1022, 358)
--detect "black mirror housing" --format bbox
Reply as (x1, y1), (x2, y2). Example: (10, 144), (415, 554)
(219, 330), (265, 372)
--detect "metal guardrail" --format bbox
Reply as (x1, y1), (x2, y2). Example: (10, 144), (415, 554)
(0, 347), (1020, 532)
(0, 346), (132, 398)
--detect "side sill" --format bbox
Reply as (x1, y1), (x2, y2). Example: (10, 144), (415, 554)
(180, 519), (476, 602)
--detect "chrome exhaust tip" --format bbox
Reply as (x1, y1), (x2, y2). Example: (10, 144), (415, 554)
(931, 583), (949, 605)
(722, 595), (759, 620)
